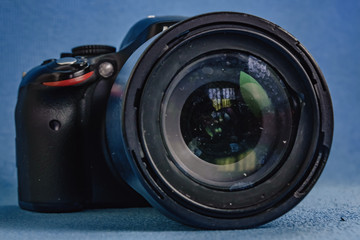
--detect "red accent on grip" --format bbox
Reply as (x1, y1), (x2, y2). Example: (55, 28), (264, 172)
(43, 71), (94, 87)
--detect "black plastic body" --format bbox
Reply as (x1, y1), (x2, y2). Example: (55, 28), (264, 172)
(16, 12), (333, 229)
(15, 16), (185, 212)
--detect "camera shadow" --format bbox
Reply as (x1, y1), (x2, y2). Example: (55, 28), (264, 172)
(0, 205), (195, 232)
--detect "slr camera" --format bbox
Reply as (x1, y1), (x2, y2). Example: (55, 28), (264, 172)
(15, 12), (333, 229)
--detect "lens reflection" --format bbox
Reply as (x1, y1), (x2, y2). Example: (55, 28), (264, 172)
(163, 52), (292, 189)
(181, 80), (263, 168)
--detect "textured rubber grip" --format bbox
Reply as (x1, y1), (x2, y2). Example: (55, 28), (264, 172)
(15, 84), (87, 212)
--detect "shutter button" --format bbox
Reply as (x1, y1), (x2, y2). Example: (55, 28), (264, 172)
(56, 57), (77, 65)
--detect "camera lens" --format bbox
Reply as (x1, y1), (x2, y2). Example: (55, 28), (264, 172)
(162, 52), (293, 190)
(106, 12), (333, 229)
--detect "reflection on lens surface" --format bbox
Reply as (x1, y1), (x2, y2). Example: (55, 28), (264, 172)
(181, 80), (263, 166)
(163, 52), (293, 189)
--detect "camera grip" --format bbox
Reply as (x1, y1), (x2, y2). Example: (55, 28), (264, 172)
(16, 85), (88, 212)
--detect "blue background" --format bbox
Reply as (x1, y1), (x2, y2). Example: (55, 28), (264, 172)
(0, 0), (359, 239)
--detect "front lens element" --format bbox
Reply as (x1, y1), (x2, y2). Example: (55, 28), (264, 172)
(181, 80), (263, 166)
(163, 52), (293, 189)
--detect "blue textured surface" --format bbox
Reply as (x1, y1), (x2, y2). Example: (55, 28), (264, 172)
(0, 0), (360, 238)
(1, 184), (359, 239)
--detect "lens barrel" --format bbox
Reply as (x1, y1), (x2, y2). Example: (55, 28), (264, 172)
(106, 12), (333, 229)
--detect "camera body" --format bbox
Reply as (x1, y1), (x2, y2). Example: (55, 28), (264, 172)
(16, 12), (333, 229)
(16, 16), (184, 212)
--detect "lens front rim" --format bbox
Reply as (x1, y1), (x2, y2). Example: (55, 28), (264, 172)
(107, 12), (333, 229)
(139, 26), (320, 211)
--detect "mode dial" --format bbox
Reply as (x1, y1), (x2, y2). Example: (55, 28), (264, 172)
(71, 45), (116, 56)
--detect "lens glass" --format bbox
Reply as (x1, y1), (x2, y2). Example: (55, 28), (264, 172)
(181, 81), (261, 165)
(162, 51), (293, 190)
